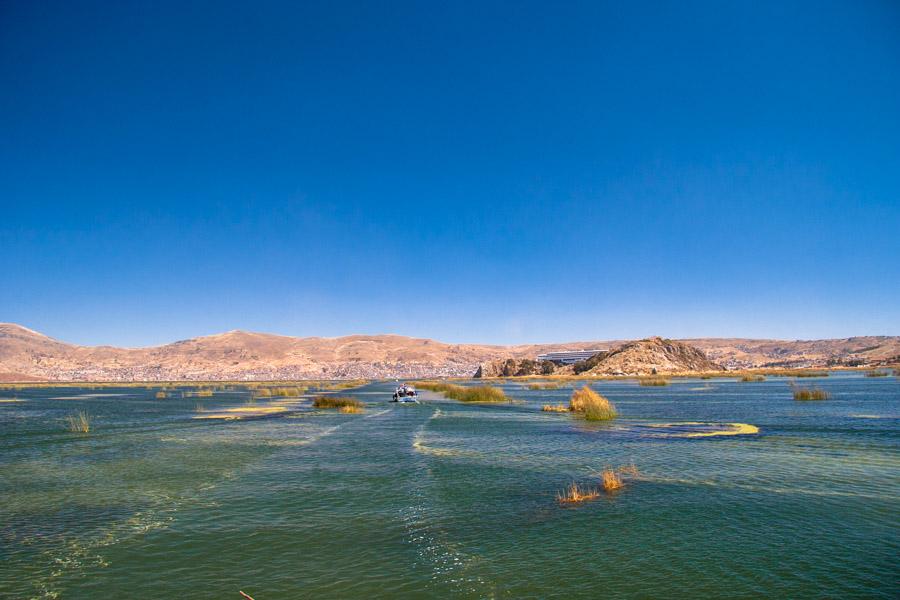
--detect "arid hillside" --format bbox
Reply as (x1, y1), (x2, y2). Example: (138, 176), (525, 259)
(0, 323), (897, 382)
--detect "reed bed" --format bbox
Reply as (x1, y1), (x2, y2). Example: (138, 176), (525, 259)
(865, 370), (889, 378)
(569, 386), (617, 421)
(66, 411), (91, 433)
(541, 403), (569, 413)
(768, 369), (829, 378)
(320, 380), (369, 391)
(414, 381), (509, 403)
(155, 391), (167, 399)
(740, 374), (766, 382)
(792, 385), (829, 401)
(312, 396), (363, 409)
(338, 404), (364, 414)
(528, 382), (562, 390)
(638, 376), (670, 386)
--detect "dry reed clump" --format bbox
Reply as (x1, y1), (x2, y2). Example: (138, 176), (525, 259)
(557, 464), (639, 504)
(312, 396), (363, 409)
(528, 382), (561, 390)
(638, 376), (670, 386)
(253, 388), (273, 398)
(865, 370), (889, 378)
(541, 403), (569, 413)
(155, 391), (167, 399)
(338, 405), (364, 414)
(569, 386), (617, 421)
(600, 468), (623, 492)
(66, 411), (91, 433)
(792, 385), (829, 401)
(414, 381), (509, 403)
(557, 482), (600, 504)
(194, 389), (214, 397)
(740, 374), (766, 382)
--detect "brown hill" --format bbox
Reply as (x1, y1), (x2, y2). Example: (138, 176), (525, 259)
(0, 323), (897, 382)
(571, 337), (723, 376)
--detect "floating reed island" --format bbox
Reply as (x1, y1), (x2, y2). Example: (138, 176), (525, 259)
(413, 381), (509, 403)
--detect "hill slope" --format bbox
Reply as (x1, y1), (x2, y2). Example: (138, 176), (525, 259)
(572, 337), (723, 376)
(0, 323), (897, 381)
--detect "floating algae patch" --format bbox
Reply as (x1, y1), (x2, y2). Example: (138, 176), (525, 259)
(644, 422), (759, 438)
(193, 402), (298, 420)
(0, 397), (24, 402)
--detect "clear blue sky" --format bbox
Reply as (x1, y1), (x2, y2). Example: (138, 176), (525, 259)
(2, 1), (899, 347)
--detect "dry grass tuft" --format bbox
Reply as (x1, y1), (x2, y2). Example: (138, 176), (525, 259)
(792, 385), (829, 401)
(541, 403), (569, 413)
(569, 386), (617, 421)
(600, 468), (624, 492)
(312, 396), (363, 410)
(66, 411), (91, 433)
(638, 376), (670, 386)
(155, 391), (167, 399)
(740, 374), (766, 382)
(338, 405), (364, 414)
(557, 481), (600, 504)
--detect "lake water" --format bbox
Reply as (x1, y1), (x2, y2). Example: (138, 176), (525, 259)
(1, 373), (898, 598)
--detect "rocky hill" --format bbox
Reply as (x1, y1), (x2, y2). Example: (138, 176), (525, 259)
(0, 323), (897, 382)
(570, 337), (723, 376)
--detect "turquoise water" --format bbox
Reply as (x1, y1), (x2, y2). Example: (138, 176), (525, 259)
(1, 373), (898, 598)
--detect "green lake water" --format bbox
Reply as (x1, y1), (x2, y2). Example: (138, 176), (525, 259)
(1, 373), (898, 598)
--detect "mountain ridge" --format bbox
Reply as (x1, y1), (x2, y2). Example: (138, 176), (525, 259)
(1, 323), (898, 382)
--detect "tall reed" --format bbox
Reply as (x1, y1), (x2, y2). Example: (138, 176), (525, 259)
(569, 386), (617, 421)
(638, 376), (669, 386)
(66, 411), (91, 433)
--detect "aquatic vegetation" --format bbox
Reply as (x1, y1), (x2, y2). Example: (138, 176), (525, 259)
(338, 405), (364, 414)
(600, 468), (623, 492)
(528, 382), (561, 390)
(414, 381), (509, 402)
(541, 403), (569, 413)
(865, 370), (889, 378)
(155, 391), (167, 399)
(312, 396), (363, 409)
(768, 369), (829, 378)
(569, 386), (617, 421)
(194, 389), (214, 397)
(320, 379), (369, 391)
(792, 386), (829, 401)
(65, 411), (91, 433)
(740, 374), (766, 382)
(254, 388), (273, 398)
(649, 422), (759, 437)
(557, 481), (600, 504)
(194, 403), (206, 413)
(638, 376), (670, 386)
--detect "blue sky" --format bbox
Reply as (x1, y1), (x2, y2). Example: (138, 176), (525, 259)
(2, 1), (899, 346)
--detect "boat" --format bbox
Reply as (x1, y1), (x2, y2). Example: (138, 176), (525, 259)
(391, 384), (419, 403)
